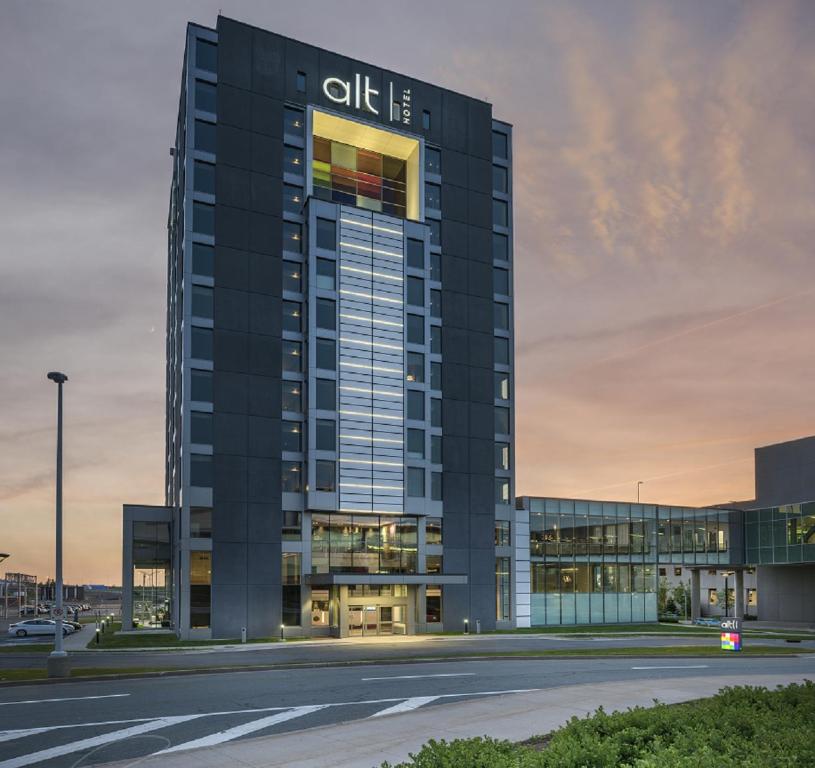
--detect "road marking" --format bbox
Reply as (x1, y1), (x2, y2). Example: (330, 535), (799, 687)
(362, 672), (476, 681)
(369, 696), (439, 717)
(155, 705), (326, 754)
(0, 693), (130, 707)
(0, 715), (204, 768)
(630, 665), (710, 670)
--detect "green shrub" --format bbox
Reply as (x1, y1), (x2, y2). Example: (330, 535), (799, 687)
(382, 682), (815, 768)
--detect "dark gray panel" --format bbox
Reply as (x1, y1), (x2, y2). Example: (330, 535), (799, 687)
(469, 402), (495, 440)
(441, 548), (468, 573)
(249, 292), (281, 336)
(251, 94), (283, 137)
(251, 173), (281, 215)
(467, 260), (492, 298)
(469, 367), (494, 404)
(213, 370), (248, 414)
(216, 18), (251, 90)
(249, 253), (282, 297)
(467, 100), (493, 160)
(442, 254), (468, 290)
(468, 331), (493, 370)
(214, 246), (249, 291)
(216, 164), (251, 210)
(213, 329), (249, 372)
(212, 501), (247, 542)
(247, 542), (279, 583)
(467, 226), (492, 263)
(247, 503), (280, 544)
(214, 412), (248, 456)
(213, 455), (247, 503)
(442, 583), (469, 629)
(247, 584), (281, 637)
(248, 415), (280, 458)
(442, 399), (468, 437)
(284, 38), (320, 103)
(467, 190), (492, 228)
(217, 124), (252, 170)
(211, 584), (246, 638)
(442, 363), (469, 401)
(251, 28), (285, 98)
(249, 212), (281, 256)
(441, 91), (468, 152)
(467, 296), (493, 334)
(469, 476), (494, 507)
(248, 456), (281, 502)
(212, 541), (248, 584)
(441, 149), (467, 188)
(251, 133), (283, 177)
(467, 156), (491, 192)
(249, 334), (282, 377)
(441, 220), (467, 258)
(215, 205), (249, 251)
(468, 438), (493, 474)
(441, 183), (467, 224)
(441, 327), (468, 365)
(214, 287), (249, 332)
(248, 374), (280, 417)
(218, 84), (252, 129)
(443, 436), (469, 473)
(441, 290), (468, 329)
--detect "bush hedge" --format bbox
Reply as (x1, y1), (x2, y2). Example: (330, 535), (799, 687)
(382, 681), (815, 767)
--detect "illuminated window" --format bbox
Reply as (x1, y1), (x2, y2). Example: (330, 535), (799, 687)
(284, 107), (304, 138)
(282, 461), (302, 492)
(425, 147), (441, 175)
(282, 340), (302, 373)
(425, 183), (441, 210)
(283, 184), (303, 215)
(406, 352), (424, 383)
(495, 372), (509, 400)
(283, 261), (302, 293)
(282, 422), (302, 453)
(282, 380), (301, 412)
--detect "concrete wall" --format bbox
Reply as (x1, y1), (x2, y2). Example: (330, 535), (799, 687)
(754, 436), (815, 508)
(756, 565), (815, 623)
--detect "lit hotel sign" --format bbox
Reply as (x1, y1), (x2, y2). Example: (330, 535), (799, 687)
(322, 74), (412, 126)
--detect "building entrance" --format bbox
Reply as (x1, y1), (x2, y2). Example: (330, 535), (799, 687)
(348, 604), (406, 636)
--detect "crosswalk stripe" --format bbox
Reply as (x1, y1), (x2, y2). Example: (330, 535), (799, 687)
(0, 718), (154, 744)
(369, 696), (439, 717)
(155, 705), (327, 754)
(0, 715), (203, 768)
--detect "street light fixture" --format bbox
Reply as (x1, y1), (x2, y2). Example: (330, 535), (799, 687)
(46, 371), (70, 678)
(637, 481), (643, 504)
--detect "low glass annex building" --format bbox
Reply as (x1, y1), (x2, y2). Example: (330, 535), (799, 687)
(516, 497), (740, 625)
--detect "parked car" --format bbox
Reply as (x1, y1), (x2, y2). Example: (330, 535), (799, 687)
(7, 619), (75, 637)
(18, 606), (38, 616)
(64, 619), (82, 631)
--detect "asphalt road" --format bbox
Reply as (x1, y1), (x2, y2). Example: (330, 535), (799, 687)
(1, 654), (814, 767)
(2, 632), (814, 673)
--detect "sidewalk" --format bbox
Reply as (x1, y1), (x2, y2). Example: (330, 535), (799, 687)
(99, 671), (814, 768)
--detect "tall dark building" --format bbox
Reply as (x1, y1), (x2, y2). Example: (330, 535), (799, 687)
(122, 16), (517, 639)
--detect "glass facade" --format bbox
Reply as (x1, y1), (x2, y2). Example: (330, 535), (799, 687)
(745, 502), (815, 564)
(131, 522), (172, 628)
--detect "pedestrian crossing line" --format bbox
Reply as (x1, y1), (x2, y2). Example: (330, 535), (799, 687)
(0, 715), (205, 768)
(0, 718), (155, 744)
(369, 696), (439, 717)
(155, 705), (327, 754)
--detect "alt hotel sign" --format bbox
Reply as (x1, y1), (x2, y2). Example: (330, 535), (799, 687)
(322, 74), (412, 126)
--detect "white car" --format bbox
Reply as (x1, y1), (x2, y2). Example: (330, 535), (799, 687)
(8, 619), (75, 638)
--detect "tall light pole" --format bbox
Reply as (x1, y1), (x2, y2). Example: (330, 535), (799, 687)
(47, 371), (70, 677)
(637, 481), (643, 504)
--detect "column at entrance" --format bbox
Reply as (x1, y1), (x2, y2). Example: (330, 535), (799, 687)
(690, 569), (701, 620)
(734, 570), (745, 618)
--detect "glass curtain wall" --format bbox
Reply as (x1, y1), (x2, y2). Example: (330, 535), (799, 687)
(132, 522), (172, 628)
(745, 502), (815, 564)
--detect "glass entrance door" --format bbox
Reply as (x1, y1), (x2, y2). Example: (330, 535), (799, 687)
(348, 603), (407, 636)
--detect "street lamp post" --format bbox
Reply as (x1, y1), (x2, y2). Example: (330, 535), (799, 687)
(637, 481), (643, 504)
(46, 371), (70, 678)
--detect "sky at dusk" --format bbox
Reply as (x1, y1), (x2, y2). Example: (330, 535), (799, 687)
(2, 0), (814, 584)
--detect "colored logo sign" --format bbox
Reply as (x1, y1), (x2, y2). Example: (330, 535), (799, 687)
(322, 75), (412, 125)
(721, 632), (741, 651)
(720, 617), (742, 633)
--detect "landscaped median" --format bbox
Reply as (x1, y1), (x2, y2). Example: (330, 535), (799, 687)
(382, 682), (815, 767)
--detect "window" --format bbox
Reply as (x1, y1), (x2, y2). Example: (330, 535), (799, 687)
(708, 588), (718, 605)
(493, 199), (508, 227)
(422, 110), (431, 130)
(495, 372), (509, 400)
(190, 369), (212, 402)
(407, 276), (424, 307)
(190, 507), (212, 539)
(407, 238), (424, 269)
(431, 435), (442, 464)
(407, 428), (425, 459)
(189, 551), (211, 629)
(190, 412), (212, 444)
(494, 267), (510, 295)
(284, 107), (304, 137)
(674, 567), (682, 577)
(492, 165), (508, 193)
(194, 161), (215, 195)
(296, 70), (307, 93)
(194, 119), (216, 153)
(495, 442), (510, 471)
(408, 467), (425, 497)
(315, 460), (336, 491)
(282, 553), (301, 627)
(658, 567), (667, 577)
(430, 325), (441, 354)
(430, 361), (441, 391)
(495, 407), (510, 434)
(191, 327), (213, 360)
(426, 585), (442, 623)
(425, 147), (441, 175)
(430, 289), (441, 318)
(316, 258), (335, 290)
(493, 232), (509, 261)
(191, 285), (213, 318)
(283, 261), (302, 293)
(426, 517), (442, 544)
(495, 337), (510, 366)
(195, 80), (216, 114)
(315, 378), (335, 410)
(282, 461), (302, 492)
(282, 340), (302, 373)
(496, 557), (511, 620)
(284, 145), (304, 176)
(430, 252), (441, 282)
(192, 243), (214, 276)
(494, 302), (509, 330)
(190, 454), (212, 487)
(282, 422), (302, 453)
(495, 520), (511, 546)
(316, 218), (336, 250)
(425, 183), (441, 210)
(316, 338), (336, 370)
(282, 301), (302, 333)
(430, 398), (442, 428)
(492, 130), (508, 159)
(316, 419), (336, 451)
(406, 352), (424, 383)
(283, 184), (304, 215)
(196, 38), (217, 72)
(283, 510), (302, 541)
(495, 478), (510, 505)
(193, 202), (214, 235)
(429, 219), (441, 247)
(426, 554), (442, 574)
(283, 221), (302, 253)
(316, 298), (336, 330)
(407, 314), (424, 344)
(282, 380), (301, 412)
(431, 471), (442, 501)
(407, 390), (425, 421)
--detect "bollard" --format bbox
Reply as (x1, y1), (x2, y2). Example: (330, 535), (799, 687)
(280, 624), (285, 641)
(241, 626), (247, 644)
(463, 618), (470, 635)
(95, 627), (100, 645)
(476, 619), (481, 634)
